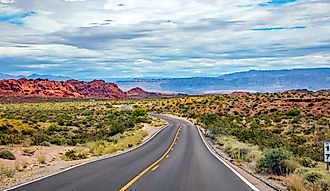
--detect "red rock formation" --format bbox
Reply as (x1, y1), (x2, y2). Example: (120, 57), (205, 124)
(126, 87), (149, 96)
(125, 87), (177, 99)
(0, 78), (127, 100)
(67, 79), (127, 99)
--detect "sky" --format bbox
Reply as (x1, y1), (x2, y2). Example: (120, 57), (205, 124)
(0, 0), (329, 79)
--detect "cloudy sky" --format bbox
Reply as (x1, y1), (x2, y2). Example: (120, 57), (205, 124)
(0, 0), (329, 79)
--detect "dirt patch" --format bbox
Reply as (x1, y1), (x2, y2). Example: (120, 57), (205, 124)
(142, 123), (159, 138)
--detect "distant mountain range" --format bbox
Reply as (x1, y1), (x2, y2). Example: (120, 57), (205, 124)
(1, 68), (329, 94)
(116, 68), (330, 94)
(0, 73), (71, 81)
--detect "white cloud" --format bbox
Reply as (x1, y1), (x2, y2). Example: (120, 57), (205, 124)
(0, 0), (329, 78)
(65, 0), (85, 2)
(0, 0), (14, 4)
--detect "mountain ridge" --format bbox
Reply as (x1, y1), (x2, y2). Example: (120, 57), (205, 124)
(0, 78), (176, 102)
(0, 78), (127, 101)
(1, 68), (329, 94)
(116, 68), (330, 94)
(0, 73), (72, 81)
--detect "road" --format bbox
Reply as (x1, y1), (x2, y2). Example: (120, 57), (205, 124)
(9, 114), (255, 191)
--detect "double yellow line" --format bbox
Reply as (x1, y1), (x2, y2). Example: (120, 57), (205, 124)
(119, 127), (181, 191)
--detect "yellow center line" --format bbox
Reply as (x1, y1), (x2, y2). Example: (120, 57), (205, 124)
(119, 127), (181, 191)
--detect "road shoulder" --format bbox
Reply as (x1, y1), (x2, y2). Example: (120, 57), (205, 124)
(2, 123), (167, 191)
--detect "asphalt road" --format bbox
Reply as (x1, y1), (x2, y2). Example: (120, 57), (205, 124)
(9, 114), (254, 191)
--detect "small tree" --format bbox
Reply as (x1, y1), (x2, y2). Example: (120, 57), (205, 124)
(257, 148), (292, 175)
(285, 109), (301, 117)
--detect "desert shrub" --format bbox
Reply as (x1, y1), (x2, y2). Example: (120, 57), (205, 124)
(86, 141), (106, 156)
(63, 149), (88, 161)
(105, 103), (112, 108)
(256, 148), (292, 175)
(298, 157), (317, 168)
(15, 159), (28, 171)
(36, 152), (47, 164)
(282, 159), (300, 174)
(270, 107), (278, 112)
(31, 132), (49, 145)
(285, 174), (306, 191)
(0, 165), (15, 178)
(45, 124), (62, 135)
(21, 128), (34, 136)
(0, 149), (16, 160)
(87, 129), (147, 156)
(320, 181), (329, 191)
(57, 119), (65, 126)
(286, 109), (301, 117)
(109, 118), (134, 136)
(303, 171), (323, 184)
(217, 136), (261, 163)
(22, 148), (36, 156)
(49, 135), (68, 145)
(40, 141), (51, 146)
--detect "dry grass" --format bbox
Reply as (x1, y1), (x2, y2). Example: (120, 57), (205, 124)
(87, 129), (148, 156)
(285, 175), (307, 191)
(62, 148), (89, 161)
(217, 136), (262, 163)
(36, 152), (47, 164)
(0, 162), (15, 178)
(150, 116), (167, 128)
(22, 148), (36, 156)
(15, 158), (29, 171)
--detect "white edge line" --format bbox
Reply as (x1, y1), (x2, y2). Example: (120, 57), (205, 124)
(186, 120), (260, 191)
(5, 123), (169, 191)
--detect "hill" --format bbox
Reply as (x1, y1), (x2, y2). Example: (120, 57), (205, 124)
(116, 68), (330, 94)
(0, 78), (178, 102)
(0, 73), (71, 81)
(0, 78), (127, 101)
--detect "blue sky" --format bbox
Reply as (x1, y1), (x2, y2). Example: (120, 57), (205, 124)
(0, 0), (329, 79)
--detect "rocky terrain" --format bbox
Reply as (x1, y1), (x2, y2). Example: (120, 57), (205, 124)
(0, 79), (172, 102)
(0, 78), (126, 99)
(126, 87), (177, 99)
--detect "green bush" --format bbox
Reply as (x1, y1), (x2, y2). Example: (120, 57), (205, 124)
(285, 109), (301, 117)
(63, 149), (87, 161)
(298, 157), (317, 168)
(0, 166), (15, 177)
(50, 135), (68, 145)
(31, 132), (49, 145)
(303, 171), (323, 184)
(0, 149), (16, 160)
(256, 148), (292, 175)
(132, 108), (147, 118)
(45, 124), (62, 134)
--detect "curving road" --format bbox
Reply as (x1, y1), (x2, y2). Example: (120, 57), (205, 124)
(8, 114), (255, 191)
